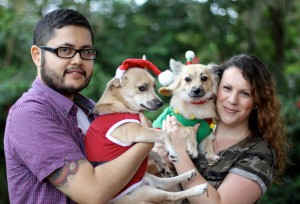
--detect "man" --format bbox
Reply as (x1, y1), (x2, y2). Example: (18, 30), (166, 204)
(4, 8), (153, 204)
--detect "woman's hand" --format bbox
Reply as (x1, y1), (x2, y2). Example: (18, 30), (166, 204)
(163, 115), (200, 155)
(163, 115), (188, 150)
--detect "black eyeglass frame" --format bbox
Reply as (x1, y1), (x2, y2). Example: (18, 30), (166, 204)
(39, 46), (98, 60)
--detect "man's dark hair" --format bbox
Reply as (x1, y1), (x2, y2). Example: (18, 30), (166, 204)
(33, 8), (94, 46)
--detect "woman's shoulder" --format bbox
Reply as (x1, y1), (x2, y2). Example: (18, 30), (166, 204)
(242, 136), (275, 156)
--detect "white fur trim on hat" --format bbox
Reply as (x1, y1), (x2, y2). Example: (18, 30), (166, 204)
(115, 68), (126, 79)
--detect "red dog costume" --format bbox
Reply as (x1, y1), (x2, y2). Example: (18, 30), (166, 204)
(84, 58), (172, 201)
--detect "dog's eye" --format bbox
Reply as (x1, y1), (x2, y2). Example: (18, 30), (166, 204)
(185, 77), (191, 82)
(201, 76), (208, 81)
(138, 86), (147, 92)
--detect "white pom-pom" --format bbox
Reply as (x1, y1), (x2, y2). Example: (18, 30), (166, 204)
(158, 70), (175, 86)
(115, 68), (126, 79)
(185, 50), (195, 60)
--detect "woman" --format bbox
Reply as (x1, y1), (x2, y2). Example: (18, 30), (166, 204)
(164, 54), (289, 204)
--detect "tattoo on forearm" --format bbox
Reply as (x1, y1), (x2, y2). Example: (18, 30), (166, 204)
(49, 161), (80, 187)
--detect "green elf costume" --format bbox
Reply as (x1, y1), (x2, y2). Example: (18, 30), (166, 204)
(153, 50), (215, 144)
(152, 106), (215, 144)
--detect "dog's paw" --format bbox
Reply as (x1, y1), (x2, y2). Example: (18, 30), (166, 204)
(206, 153), (220, 165)
(188, 149), (198, 159)
(168, 151), (179, 163)
(192, 183), (208, 195)
(168, 154), (179, 163)
(186, 169), (197, 181)
(162, 170), (174, 177)
(159, 163), (174, 177)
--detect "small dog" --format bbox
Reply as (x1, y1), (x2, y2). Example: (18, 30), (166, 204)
(84, 59), (208, 203)
(153, 56), (220, 165)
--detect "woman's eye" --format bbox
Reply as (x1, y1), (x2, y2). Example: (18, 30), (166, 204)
(241, 91), (250, 97)
(223, 85), (231, 90)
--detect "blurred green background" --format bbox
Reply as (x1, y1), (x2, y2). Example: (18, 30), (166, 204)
(1, 0), (299, 203)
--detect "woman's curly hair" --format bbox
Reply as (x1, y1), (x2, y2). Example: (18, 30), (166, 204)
(219, 54), (290, 181)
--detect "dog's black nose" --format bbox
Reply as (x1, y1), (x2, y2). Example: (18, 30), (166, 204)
(154, 99), (163, 108)
(191, 87), (205, 97)
(192, 87), (201, 95)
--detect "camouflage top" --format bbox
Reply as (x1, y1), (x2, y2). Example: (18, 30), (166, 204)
(189, 136), (275, 203)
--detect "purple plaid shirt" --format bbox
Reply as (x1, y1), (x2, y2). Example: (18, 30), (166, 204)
(4, 78), (95, 204)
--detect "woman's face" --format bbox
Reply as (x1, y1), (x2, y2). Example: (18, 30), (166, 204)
(216, 66), (255, 127)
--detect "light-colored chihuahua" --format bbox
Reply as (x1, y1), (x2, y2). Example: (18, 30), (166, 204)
(84, 58), (208, 203)
(153, 54), (220, 165)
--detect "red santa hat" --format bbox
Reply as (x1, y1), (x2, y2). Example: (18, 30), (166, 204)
(115, 58), (175, 86)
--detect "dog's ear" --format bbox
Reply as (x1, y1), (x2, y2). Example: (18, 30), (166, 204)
(207, 63), (221, 94)
(158, 87), (173, 96)
(107, 78), (122, 88)
(108, 77), (129, 88)
(169, 59), (184, 76)
(208, 63), (221, 79)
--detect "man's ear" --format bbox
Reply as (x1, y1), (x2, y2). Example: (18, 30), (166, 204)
(31, 45), (42, 67)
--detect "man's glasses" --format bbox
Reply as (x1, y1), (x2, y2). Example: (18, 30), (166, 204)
(39, 46), (98, 60)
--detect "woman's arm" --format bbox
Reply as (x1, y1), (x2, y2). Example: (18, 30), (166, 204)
(166, 116), (262, 204)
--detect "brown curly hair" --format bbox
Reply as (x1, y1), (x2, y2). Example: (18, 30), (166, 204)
(219, 54), (290, 181)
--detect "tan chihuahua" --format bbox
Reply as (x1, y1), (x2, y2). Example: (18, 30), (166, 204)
(153, 55), (220, 165)
(84, 59), (208, 203)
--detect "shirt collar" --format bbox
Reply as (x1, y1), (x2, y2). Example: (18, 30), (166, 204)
(32, 78), (76, 116)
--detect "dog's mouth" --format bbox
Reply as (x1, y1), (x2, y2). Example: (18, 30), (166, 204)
(188, 92), (205, 98)
(188, 92), (215, 104)
(140, 99), (163, 111)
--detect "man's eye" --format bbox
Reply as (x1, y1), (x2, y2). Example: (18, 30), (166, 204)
(59, 48), (73, 54)
(81, 50), (91, 55)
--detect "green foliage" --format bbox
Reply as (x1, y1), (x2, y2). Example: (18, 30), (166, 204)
(0, 66), (36, 124)
(260, 175), (300, 203)
(281, 96), (300, 134)
(284, 64), (300, 96)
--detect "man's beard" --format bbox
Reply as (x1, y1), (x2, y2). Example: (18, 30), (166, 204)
(40, 55), (92, 95)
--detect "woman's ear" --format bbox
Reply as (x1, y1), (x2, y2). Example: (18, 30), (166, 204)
(31, 45), (42, 67)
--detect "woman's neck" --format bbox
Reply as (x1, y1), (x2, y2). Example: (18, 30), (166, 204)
(214, 121), (250, 141)
(213, 122), (250, 153)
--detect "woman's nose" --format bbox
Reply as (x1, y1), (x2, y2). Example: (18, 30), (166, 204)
(227, 92), (238, 104)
